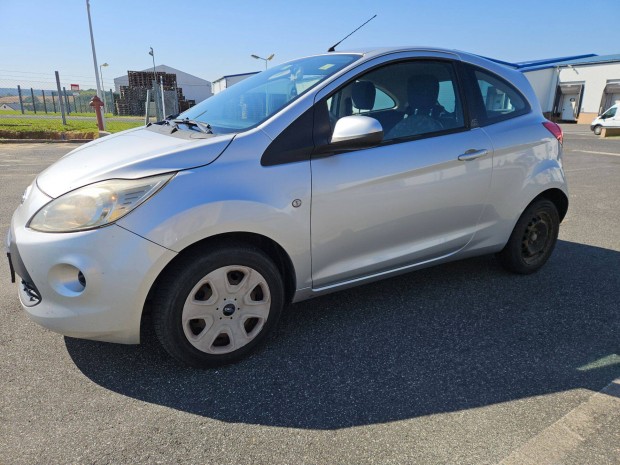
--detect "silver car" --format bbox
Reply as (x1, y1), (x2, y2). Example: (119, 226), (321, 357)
(6, 47), (567, 367)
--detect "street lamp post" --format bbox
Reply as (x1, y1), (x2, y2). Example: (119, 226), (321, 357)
(251, 53), (275, 70)
(148, 47), (160, 120)
(86, 0), (105, 129)
(149, 47), (157, 82)
(99, 62), (108, 113)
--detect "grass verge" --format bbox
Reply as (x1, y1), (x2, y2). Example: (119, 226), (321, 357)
(0, 118), (143, 139)
(0, 109), (137, 118)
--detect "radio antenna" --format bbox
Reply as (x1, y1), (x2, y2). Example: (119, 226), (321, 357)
(328, 14), (377, 52)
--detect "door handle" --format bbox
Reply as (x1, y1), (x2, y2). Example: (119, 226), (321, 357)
(458, 149), (488, 161)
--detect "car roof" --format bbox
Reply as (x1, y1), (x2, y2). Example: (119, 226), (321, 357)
(333, 46), (468, 59)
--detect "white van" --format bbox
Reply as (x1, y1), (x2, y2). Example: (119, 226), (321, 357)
(590, 104), (620, 135)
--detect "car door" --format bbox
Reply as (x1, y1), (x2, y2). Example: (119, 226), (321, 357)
(310, 58), (494, 288)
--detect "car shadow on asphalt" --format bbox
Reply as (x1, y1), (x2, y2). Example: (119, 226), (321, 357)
(65, 240), (620, 430)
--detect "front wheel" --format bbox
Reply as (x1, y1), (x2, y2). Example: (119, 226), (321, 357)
(497, 199), (560, 274)
(152, 244), (284, 368)
(593, 125), (602, 135)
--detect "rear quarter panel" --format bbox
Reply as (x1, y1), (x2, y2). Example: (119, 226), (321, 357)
(465, 113), (567, 253)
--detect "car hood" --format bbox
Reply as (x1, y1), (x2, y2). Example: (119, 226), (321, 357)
(36, 126), (235, 198)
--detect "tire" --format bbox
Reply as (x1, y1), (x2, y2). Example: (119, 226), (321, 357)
(497, 199), (560, 275)
(152, 243), (284, 368)
(593, 125), (602, 135)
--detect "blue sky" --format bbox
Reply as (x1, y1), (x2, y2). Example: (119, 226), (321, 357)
(1, 0), (619, 90)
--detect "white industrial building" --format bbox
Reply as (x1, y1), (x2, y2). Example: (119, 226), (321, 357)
(508, 54), (620, 124)
(212, 72), (258, 94)
(114, 65), (212, 104)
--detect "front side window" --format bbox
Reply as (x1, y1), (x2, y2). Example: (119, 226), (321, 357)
(327, 60), (465, 141)
(178, 54), (361, 134)
(602, 106), (617, 118)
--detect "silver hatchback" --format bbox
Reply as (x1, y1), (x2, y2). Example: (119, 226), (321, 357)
(7, 47), (567, 367)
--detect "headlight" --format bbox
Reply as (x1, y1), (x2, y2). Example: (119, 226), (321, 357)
(29, 173), (174, 232)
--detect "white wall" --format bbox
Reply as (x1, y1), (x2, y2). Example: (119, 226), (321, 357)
(558, 62), (620, 114)
(212, 73), (258, 95)
(113, 75), (129, 93)
(155, 65), (212, 103)
(212, 79), (226, 95)
(523, 68), (556, 112)
(226, 74), (254, 87)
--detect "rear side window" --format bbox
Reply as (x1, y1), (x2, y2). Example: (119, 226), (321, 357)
(467, 66), (530, 126)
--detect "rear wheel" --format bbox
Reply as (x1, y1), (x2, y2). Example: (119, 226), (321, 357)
(153, 244), (284, 368)
(497, 199), (560, 274)
(593, 125), (602, 135)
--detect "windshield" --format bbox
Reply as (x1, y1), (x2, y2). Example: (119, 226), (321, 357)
(178, 54), (361, 134)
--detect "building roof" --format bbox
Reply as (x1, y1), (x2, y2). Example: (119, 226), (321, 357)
(497, 54), (620, 72)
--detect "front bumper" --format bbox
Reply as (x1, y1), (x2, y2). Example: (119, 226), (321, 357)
(7, 184), (176, 344)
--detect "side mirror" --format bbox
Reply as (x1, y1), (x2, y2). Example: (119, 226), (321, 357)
(330, 115), (383, 150)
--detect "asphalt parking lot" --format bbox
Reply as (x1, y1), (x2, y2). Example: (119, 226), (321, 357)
(1, 126), (619, 464)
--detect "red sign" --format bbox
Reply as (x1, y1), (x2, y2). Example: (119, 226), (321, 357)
(70, 84), (80, 91)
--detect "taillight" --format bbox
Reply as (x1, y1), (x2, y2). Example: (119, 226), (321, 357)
(543, 121), (563, 145)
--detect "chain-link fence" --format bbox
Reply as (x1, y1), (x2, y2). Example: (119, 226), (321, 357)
(0, 70), (145, 139)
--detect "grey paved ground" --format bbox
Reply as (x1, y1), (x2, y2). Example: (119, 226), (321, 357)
(1, 126), (619, 464)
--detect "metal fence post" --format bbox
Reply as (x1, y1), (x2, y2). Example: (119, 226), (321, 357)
(152, 80), (161, 121)
(173, 81), (179, 115)
(30, 88), (37, 114)
(51, 91), (57, 113)
(110, 88), (116, 115)
(144, 89), (151, 125)
(159, 76), (166, 118)
(17, 85), (25, 114)
(55, 71), (66, 125)
(63, 87), (70, 114)
(42, 90), (48, 113)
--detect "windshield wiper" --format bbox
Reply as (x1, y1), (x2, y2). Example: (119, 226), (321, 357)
(172, 118), (213, 134)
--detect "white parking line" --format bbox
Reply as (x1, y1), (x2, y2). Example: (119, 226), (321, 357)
(499, 378), (620, 465)
(572, 150), (620, 157)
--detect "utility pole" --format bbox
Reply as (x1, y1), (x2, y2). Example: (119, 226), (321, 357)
(86, 0), (106, 129)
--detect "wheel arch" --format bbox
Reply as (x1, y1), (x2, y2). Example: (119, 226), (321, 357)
(532, 187), (569, 222)
(141, 232), (297, 330)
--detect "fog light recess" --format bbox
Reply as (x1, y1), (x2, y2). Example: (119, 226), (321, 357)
(48, 264), (86, 296)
